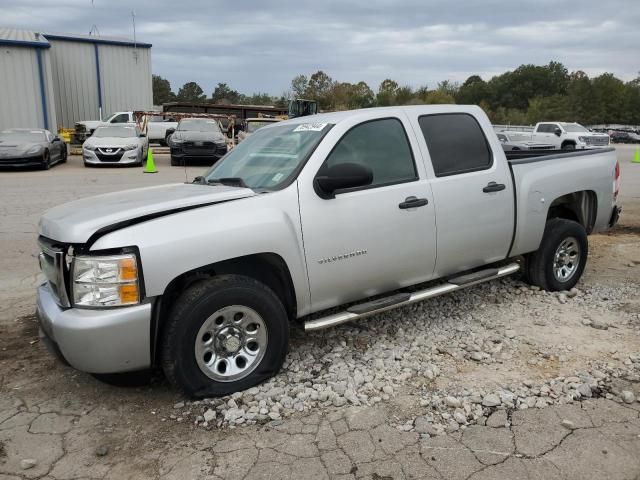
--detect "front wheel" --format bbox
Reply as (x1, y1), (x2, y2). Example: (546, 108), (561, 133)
(525, 218), (588, 291)
(562, 142), (576, 150)
(40, 150), (51, 170)
(161, 275), (289, 398)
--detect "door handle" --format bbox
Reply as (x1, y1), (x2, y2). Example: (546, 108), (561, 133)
(483, 182), (506, 193)
(399, 196), (428, 209)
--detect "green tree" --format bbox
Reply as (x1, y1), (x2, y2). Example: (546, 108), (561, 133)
(351, 81), (375, 108)
(211, 83), (240, 104)
(306, 71), (335, 109)
(176, 81), (206, 102)
(376, 79), (399, 106)
(456, 75), (489, 105)
(291, 75), (309, 98)
(152, 74), (175, 105)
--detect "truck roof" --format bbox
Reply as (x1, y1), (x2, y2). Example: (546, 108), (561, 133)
(279, 104), (484, 126)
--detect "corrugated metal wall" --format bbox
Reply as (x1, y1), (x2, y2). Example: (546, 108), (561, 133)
(99, 45), (153, 118)
(48, 40), (152, 128)
(0, 46), (57, 130)
(48, 40), (99, 129)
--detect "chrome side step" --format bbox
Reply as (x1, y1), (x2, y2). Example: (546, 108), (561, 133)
(303, 263), (520, 332)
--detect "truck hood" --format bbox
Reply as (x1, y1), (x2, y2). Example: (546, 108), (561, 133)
(39, 183), (256, 244)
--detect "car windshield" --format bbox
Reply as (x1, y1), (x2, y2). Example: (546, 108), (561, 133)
(203, 122), (333, 190)
(178, 119), (221, 132)
(0, 130), (46, 142)
(92, 126), (136, 138)
(506, 133), (530, 141)
(246, 121), (278, 133)
(561, 123), (589, 133)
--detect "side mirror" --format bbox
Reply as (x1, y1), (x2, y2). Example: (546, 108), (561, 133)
(554, 128), (562, 137)
(166, 128), (176, 136)
(314, 162), (373, 199)
(52, 136), (61, 142)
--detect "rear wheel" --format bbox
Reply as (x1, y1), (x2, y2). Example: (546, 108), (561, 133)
(525, 218), (587, 291)
(161, 275), (289, 398)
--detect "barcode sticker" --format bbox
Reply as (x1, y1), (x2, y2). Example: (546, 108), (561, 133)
(293, 123), (328, 132)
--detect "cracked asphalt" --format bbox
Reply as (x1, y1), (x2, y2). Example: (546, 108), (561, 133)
(1, 146), (639, 479)
(1, 394), (639, 479)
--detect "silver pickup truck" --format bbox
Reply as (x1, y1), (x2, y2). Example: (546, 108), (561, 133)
(36, 105), (621, 397)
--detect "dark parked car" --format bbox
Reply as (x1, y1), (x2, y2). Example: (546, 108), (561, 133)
(609, 131), (639, 144)
(167, 118), (228, 166)
(0, 128), (67, 169)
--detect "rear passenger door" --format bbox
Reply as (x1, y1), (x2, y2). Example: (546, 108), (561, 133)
(409, 112), (514, 277)
(298, 115), (437, 312)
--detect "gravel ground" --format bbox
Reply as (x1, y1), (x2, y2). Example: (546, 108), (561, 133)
(0, 145), (638, 478)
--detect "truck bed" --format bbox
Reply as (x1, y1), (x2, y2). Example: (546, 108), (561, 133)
(505, 147), (614, 162)
(507, 147), (617, 257)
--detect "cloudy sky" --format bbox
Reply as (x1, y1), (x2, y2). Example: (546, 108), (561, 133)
(4, 0), (639, 96)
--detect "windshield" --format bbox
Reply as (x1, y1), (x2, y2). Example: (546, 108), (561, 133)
(204, 122), (332, 190)
(0, 130), (45, 142)
(178, 119), (221, 132)
(246, 121), (278, 133)
(560, 123), (589, 133)
(92, 126), (136, 138)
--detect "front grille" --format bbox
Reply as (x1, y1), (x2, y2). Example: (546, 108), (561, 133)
(182, 142), (224, 156)
(96, 147), (124, 162)
(38, 237), (70, 307)
(586, 137), (609, 146)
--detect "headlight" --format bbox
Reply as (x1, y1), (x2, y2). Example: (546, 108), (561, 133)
(72, 254), (140, 307)
(578, 136), (588, 143)
(83, 144), (97, 151)
(171, 138), (184, 145)
(26, 145), (42, 155)
(123, 144), (138, 151)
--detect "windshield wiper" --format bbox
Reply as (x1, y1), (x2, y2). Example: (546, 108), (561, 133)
(206, 177), (248, 188)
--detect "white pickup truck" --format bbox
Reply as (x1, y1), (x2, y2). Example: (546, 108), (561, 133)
(74, 112), (177, 145)
(530, 122), (610, 150)
(37, 105), (621, 397)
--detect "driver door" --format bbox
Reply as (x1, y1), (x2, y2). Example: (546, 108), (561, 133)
(298, 115), (437, 312)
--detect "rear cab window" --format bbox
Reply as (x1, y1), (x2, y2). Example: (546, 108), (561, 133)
(418, 113), (492, 177)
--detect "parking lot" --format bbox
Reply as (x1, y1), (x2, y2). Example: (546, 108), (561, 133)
(0, 145), (639, 479)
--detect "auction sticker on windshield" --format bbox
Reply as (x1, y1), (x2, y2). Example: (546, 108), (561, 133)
(293, 123), (328, 132)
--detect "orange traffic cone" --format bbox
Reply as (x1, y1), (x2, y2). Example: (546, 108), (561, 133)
(143, 148), (157, 173)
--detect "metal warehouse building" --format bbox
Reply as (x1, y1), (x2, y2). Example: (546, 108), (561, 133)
(0, 27), (152, 131)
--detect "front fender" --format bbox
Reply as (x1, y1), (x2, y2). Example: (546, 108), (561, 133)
(90, 184), (312, 316)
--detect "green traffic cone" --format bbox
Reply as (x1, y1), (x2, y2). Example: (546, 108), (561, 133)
(633, 148), (640, 164)
(143, 148), (157, 173)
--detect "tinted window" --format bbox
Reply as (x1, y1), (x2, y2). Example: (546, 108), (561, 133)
(537, 124), (556, 133)
(323, 118), (416, 188)
(418, 114), (491, 177)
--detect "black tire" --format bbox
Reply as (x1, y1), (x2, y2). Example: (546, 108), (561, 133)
(170, 156), (183, 167)
(92, 369), (154, 387)
(60, 145), (67, 163)
(161, 275), (289, 398)
(562, 142), (576, 150)
(525, 218), (588, 291)
(40, 150), (51, 170)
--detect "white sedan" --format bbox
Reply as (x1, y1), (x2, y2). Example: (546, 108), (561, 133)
(83, 125), (149, 167)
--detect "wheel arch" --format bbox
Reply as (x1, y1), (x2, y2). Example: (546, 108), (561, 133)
(546, 190), (597, 234)
(561, 140), (576, 149)
(151, 252), (297, 364)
